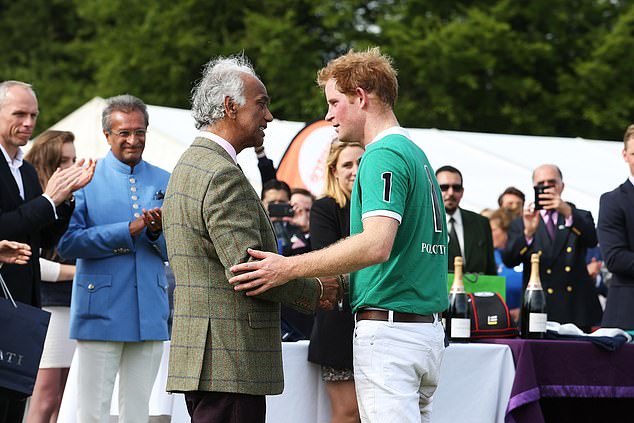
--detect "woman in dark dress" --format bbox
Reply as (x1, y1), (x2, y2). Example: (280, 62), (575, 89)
(308, 140), (364, 423)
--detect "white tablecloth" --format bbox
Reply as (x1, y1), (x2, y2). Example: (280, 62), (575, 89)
(59, 340), (514, 423)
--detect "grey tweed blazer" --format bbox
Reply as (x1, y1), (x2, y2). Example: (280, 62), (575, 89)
(163, 137), (319, 395)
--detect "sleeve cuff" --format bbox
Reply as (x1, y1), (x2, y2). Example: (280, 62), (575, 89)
(42, 194), (58, 220)
(39, 258), (61, 282)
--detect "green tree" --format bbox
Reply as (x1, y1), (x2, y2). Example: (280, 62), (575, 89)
(1, 0), (631, 139)
(0, 0), (90, 131)
(380, 0), (632, 138)
(557, 5), (634, 139)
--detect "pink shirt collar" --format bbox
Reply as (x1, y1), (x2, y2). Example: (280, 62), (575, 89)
(197, 131), (238, 164)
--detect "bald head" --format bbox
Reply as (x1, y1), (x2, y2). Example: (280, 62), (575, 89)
(532, 164), (562, 182)
(532, 164), (564, 195)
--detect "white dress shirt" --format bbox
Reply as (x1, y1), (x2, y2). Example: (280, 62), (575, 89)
(0, 143), (57, 215)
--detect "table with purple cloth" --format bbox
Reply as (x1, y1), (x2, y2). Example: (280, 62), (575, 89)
(483, 338), (634, 423)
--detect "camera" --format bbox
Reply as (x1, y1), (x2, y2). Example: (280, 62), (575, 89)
(533, 184), (547, 210)
(268, 202), (294, 218)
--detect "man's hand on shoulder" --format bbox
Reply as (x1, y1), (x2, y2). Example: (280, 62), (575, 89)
(229, 249), (293, 296)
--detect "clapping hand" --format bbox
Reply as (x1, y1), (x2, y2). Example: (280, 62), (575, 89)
(142, 208), (162, 233)
(45, 159), (97, 205)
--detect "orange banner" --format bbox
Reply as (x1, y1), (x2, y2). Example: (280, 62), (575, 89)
(276, 120), (335, 196)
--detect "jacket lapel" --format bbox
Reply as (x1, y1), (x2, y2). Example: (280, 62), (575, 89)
(0, 156), (23, 205)
(461, 210), (476, 265)
(20, 164), (38, 201)
(622, 179), (634, 215)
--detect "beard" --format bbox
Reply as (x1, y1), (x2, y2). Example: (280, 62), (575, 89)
(444, 198), (458, 214)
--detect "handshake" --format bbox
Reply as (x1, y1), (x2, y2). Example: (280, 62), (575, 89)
(316, 274), (347, 311)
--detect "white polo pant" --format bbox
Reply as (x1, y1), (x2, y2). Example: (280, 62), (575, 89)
(75, 340), (163, 423)
(353, 314), (445, 423)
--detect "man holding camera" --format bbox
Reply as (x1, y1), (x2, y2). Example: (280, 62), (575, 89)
(502, 164), (602, 331)
(261, 181), (315, 338)
(261, 181), (312, 256)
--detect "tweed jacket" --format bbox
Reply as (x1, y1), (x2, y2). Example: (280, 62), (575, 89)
(163, 137), (320, 395)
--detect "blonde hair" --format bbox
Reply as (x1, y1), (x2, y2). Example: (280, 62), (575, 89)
(25, 130), (75, 189)
(323, 141), (364, 208)
(317, 47), (398, 109)
(489, 208), (514, 233)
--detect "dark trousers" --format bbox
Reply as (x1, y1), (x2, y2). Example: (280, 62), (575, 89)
(185, 391), (266, 423)
(0, 394), (26, 423)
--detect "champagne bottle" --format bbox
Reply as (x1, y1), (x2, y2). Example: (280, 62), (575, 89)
(447, 256), (470, 342)
(520, 253), (548, 339)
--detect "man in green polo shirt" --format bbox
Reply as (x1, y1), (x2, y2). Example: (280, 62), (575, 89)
(348, 128), (448, 317)
(229, 48), (449, 423)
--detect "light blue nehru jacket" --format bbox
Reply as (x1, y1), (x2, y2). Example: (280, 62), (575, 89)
(58, 150), (171, 342)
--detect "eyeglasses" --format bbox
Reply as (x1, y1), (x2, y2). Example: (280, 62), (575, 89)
(110, 129), (147, 139)
(439, 184), (463, 192)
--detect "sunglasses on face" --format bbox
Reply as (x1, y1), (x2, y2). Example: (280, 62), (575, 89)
(439, 184), (463, 192)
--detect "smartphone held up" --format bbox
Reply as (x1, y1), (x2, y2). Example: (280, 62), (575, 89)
(268, 202), (294, 218)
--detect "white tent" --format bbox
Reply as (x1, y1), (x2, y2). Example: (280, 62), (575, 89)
(48, 97), (625, 218)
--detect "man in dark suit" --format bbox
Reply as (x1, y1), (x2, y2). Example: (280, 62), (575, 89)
(435, 165), (497, 275)
(0, 80), (94, 423)
(598, 124), (634, 330)
(503, 164), (602, 331)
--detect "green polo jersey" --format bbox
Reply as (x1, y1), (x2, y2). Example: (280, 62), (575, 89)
(349, 128), (449, 315)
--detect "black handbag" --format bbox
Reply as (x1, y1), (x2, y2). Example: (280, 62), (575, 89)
(0, 269), (51, 398)
(468, 292), (518, 339)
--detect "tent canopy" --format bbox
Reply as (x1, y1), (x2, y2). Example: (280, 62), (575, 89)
(48, 97), (624, 218)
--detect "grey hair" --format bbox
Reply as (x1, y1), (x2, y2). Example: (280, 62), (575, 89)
(102, 94), (149, 132)
(191, 54), (258, 129)
(0, 81), (36, 108)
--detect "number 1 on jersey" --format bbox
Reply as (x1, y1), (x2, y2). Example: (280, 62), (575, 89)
(381, 172), (392, 203)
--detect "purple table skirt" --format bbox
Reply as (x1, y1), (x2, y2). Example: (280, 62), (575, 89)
(482, 338), (634, 423)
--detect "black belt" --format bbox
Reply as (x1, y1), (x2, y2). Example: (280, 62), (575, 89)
(356, 310), (435, 323)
